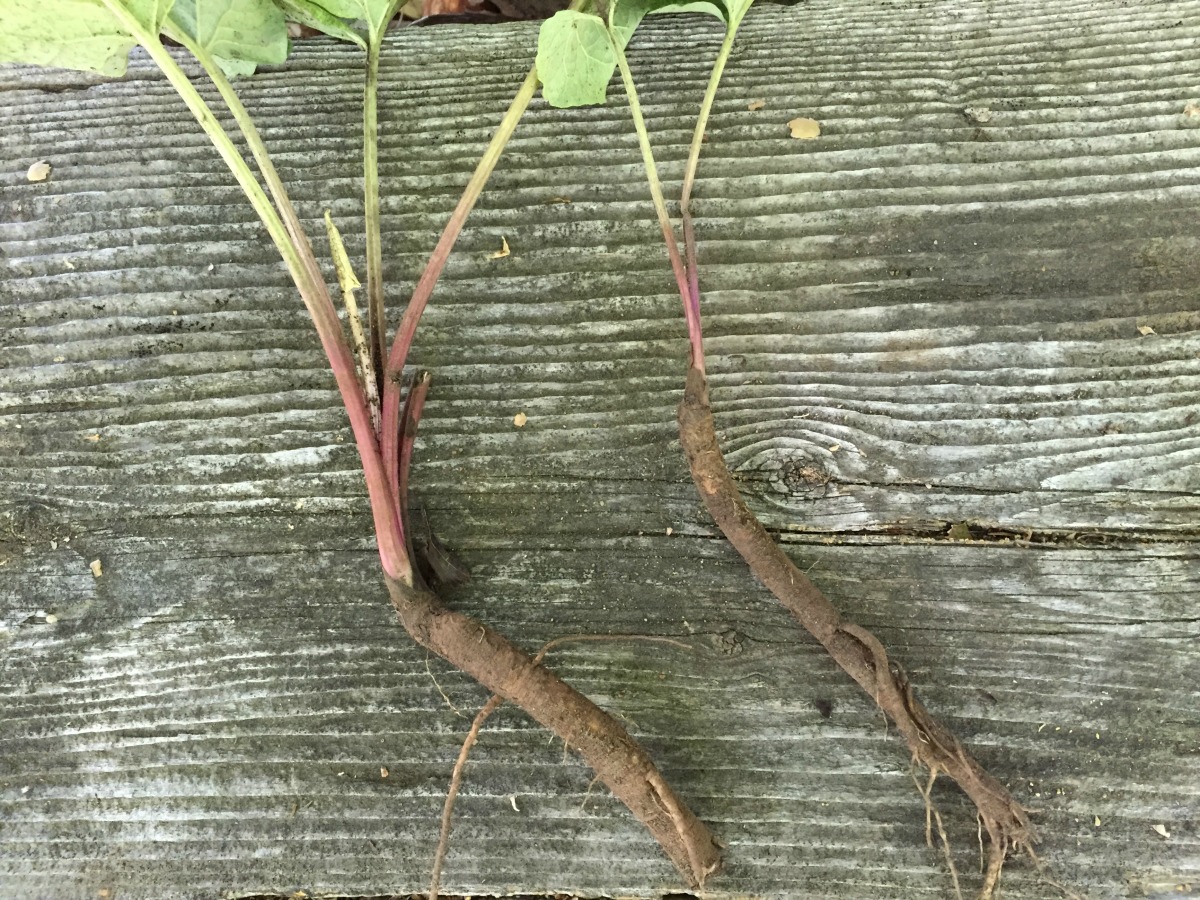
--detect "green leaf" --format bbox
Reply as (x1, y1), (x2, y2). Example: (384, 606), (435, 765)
(609, 1), (647, 49)
(297, 0), (361, 19)
(645, 0), (726, 23)
(536, 9), (616, 108)
(641, 0), (754, 23)
(616, 0), (728, 34)
(610, 0), (731, 55)
(537, 0), (744, 110)
(0, 0), (174, 76)
(723, 0), (754, 22)
(168, 0), (288, 77)
(306, 0), (403, 34)
(272, 0), (366, 48)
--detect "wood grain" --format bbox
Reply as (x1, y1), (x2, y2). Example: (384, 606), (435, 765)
(2, 1), (1198, 898)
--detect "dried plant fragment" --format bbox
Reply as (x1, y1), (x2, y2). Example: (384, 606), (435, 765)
(488, 235), (511, 259)
(787, 116), (820, 139)
(26, 160), (52, 181)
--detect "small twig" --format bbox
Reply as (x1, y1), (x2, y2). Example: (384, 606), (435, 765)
(978, 815), (985, 873)
(1028, 846), (1089, 900)
(915, 766), (936, 848)
(980, 836), (1006, 900)
(935, 805), (964, 900)
(580, 774), (602, 810)
(532, 633), (692, 666)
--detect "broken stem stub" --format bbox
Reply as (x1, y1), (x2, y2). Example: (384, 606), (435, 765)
(384, 576), (722, 887)
(676, 365), (1033, 898)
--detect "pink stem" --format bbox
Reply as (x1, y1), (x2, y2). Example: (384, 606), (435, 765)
(300, 279), (410, 583)
(379, 58), (555, 498)
(136, 24), (410, 584)
(681, 212), (705, 371)
(397, 370), (431, 569)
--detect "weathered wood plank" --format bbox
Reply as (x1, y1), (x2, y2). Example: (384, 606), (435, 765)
(2, 1), (1199, 898)
(2, 520), (1197, 898)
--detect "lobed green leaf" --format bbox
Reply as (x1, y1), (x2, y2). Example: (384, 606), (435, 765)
(537, 0), (748, 111)
(536, 9), (615, 108)
(168, 0), (289, 77)
(272, 0), (366, 48)
(0, 0), (174, 76)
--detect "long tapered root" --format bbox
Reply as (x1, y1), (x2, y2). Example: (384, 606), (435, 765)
(677, 365), (1032, 897)
(386, 577), (721, 887)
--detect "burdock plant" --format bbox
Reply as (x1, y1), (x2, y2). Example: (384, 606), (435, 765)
(1, 0), (721, 886)
(536, 1), (1037, 896)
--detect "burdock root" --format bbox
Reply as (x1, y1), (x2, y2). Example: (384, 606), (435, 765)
(678, 365), (1032, 898)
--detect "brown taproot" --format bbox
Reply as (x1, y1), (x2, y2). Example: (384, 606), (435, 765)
(427, 633), (699, 899)
(384, 577), (721, 888)
(390, 368), (720, 887)
(677, 365), (1032, 899)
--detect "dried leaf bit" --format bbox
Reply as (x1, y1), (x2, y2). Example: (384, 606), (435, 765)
(787, 117), (821, 140)
(488, 236), (511, 259)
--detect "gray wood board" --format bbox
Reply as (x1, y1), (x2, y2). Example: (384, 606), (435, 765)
(1, 1), (1198, 898)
